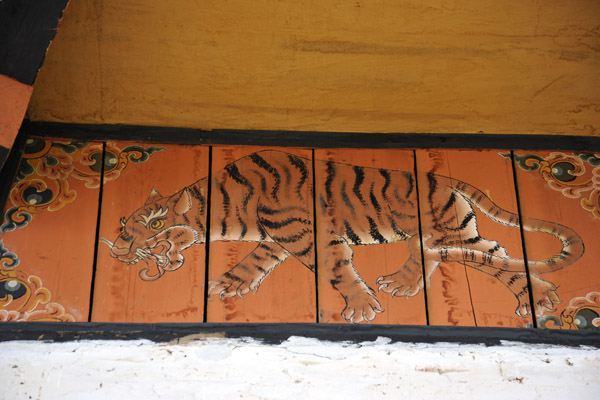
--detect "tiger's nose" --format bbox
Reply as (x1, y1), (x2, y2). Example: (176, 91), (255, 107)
(110, 246), (131, 257)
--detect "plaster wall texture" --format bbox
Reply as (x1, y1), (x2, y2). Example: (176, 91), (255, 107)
(2, 336), (599, 399)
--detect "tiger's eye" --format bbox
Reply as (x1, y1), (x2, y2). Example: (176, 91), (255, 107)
(150, 219), (165, 230)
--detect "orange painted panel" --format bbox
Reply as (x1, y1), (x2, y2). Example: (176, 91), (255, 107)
(314, 149), (426, 325)
(206, 146), (316, 322)
(0, 137), (102, 321)
(0, 74), (33, 154)
(512, 150), (600, 330)
(416, 149), (532, 328)
(92, 142), (208, 322)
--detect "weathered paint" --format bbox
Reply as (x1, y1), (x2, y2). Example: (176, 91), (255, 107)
(513, 150), (600, 330)
(0, 138), (101, 321)
(314, 149), (426, 324)
(27, 0), (600, 135)
(416, 149), (531, 327)
(0, 75), (33, 167)
(206, 146), (316, 323)
(92, 142), (208, 322)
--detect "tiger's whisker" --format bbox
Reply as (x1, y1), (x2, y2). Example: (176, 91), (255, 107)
(99, 238), (114, 248)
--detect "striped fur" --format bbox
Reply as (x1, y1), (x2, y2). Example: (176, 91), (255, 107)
(106, 150), (584, 323)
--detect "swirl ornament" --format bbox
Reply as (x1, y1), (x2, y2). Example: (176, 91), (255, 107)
(538, 292), (600, 330)
(0, 265), (74, 322)
(1, 138), (164, 233)
(507, 151), (600, 220)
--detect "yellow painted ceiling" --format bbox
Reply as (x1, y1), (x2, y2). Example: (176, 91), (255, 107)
(27, 0), (600, 135)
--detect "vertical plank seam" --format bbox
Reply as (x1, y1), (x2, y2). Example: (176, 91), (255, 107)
(87, 141), (106, 322)
(510, 150), (538, 329)
(445, 155), (477, 326)
(311, 149), (320, 323)
(202, 146), (213, 323)
(412, 150), (431, 326)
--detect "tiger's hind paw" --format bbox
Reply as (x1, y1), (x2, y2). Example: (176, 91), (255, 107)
(207, 274), (261, 299)
(531, 275), (561, 316)
(341, 293), (383, 323)
(377, 271), (423, 297)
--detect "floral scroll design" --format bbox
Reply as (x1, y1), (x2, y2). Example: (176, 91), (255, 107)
(0, 241), (74, 322)
(538, 292), (600, 330)
(1, 138), (164, 233)
(506, 152), (600, 220)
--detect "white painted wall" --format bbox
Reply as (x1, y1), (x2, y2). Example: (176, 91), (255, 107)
(2, 337), (599, 399)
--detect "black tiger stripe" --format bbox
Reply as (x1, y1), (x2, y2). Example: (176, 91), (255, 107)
(344, 220), (362, 245)
(463, 236), (482, 244)
(366, 216), (387, 243)
(215, 177), (231, 215)
(220, 220), (227, 237)
(294, 242), (314, 257)
(250, 153), (281, 201)
(194, 216), (205, 237)
(189, 185), (206, 215)
(488, 243), (501, 254)
(236, 206), (248, 239)
(457, 211), (476, 230)
(223, 272), (243, 282)
(287, 154), (309, 199)
(369, 183), (381, 214)
(251, 170), (267, 195)
(427, 173), (437, 204)
(327, 239), (346, 247)
(257, 243), (273, 251)
(259, 216), (311, 229)
(387, 215), (407, 238)
(340, 181), (355, 212)
(439, 192), (456, 219)
(379, 169), (391, 201)
(405, 173), (414, 199)
(270, 228), (312, 243)
(282, 164), (291, 190)
(257, 204), (307, 215)
(258, 223), (267, 241)
(225, 164), (254, 212)
(325, 161), (336, 203)
(252, 264), (266, 273)
(352, 166), (367, 206)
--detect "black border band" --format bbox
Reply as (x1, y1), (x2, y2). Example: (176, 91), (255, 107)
(20, 120), (600, 151)
(0, 322), (598, 347)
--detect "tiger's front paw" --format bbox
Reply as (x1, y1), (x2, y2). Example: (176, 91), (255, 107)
(341, 292), (383, 323)
(377, 270), (423, 297)
(207, 273), (261, 299)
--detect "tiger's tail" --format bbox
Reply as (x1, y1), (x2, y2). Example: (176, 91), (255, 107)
(424, 180), (584, 274)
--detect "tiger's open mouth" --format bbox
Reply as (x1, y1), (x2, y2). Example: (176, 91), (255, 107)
(100, 238), (170, 281)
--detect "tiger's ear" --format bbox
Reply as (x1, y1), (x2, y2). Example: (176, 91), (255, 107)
(174, 188), (192, 215)
(145, 188), (162, 205)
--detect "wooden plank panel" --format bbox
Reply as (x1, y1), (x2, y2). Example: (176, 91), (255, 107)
(0, 137), (102, 321)
(416, 149), (532, 327)
(206, 146), (316, 322)
(513, 150), (600, 330)
(314, 149), (426, 324)
(92, 142), (208, 322)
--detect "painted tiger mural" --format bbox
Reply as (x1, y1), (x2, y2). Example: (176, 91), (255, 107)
(103, 150), (584, 323)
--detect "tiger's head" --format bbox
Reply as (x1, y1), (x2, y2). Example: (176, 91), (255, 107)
(104, 186), (205, 280)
